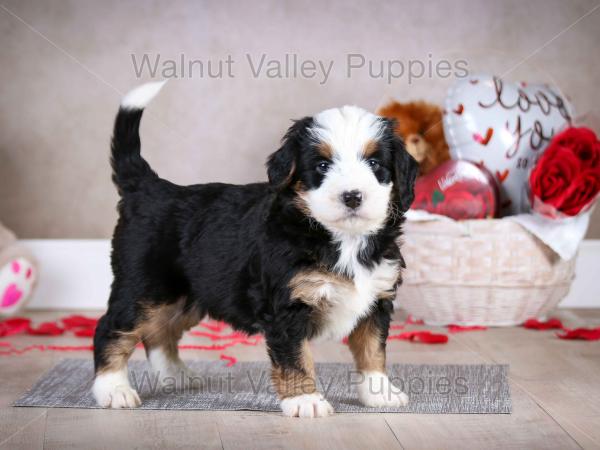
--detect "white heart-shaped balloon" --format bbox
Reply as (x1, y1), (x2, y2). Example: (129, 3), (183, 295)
(443, 74), (574, 215)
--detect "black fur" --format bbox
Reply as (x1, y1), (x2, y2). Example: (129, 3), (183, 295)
(94, 106), (417, 376)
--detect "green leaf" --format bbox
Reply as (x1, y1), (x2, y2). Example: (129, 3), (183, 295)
(432, 189), (445, 206)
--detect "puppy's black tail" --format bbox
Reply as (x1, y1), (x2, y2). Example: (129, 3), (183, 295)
(111, 80), (167, 194)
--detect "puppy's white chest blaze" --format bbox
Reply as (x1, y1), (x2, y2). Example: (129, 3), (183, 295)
(318, 258), (398, 341)
(290, 244), (399, 342)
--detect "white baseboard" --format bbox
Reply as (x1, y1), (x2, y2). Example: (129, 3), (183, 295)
(24, 240), (112, 310)
(21, 239), (600, 311)
(559, 240), (600, 308)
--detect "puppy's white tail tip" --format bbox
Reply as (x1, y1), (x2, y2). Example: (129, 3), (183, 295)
(120, 80), (168, 110)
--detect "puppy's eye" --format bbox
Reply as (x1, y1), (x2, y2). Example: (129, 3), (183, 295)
(316, 161), (330, 174)
(367, 159), (380, 170)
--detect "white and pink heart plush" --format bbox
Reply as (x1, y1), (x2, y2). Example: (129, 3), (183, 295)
(443, 74), (574, 215)
(0, 222), (37, 317)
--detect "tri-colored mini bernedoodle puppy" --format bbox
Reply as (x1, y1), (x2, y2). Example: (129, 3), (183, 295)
(93, 81), (417, 418)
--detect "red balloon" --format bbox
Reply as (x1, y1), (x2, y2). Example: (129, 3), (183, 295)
(411, 160), (498, 220)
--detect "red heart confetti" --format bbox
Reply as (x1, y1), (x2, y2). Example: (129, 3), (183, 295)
(522, 318), (600, 341)
(389, 331), (449, 344)
(60, 315), (98, 338)
(178, 338), (261, 352)
(199, 320), (228, 333)
(74, 328), (96, 337)
(556, 327), (600, 341)
(2, 313), (598, 358)
(61, 315), (98, 330)
(220, 354), (238, 367)
(447, 325), (487, 333)
(190, 330), (250, 341)
(27, 322), (64, 336)
(523, 318), (564, 330)
(0, 318), (31, 337)
(0, 344), (95, 356)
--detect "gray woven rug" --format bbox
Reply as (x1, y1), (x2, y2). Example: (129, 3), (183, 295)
(14, 359), (511, 414)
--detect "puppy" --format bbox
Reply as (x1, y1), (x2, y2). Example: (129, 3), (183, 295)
(92, 81), (417, 418)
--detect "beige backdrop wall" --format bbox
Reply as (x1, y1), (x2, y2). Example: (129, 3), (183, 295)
(1, 0), (599, 238)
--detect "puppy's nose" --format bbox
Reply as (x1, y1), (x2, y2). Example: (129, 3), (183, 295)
(341, 190), (362, 209)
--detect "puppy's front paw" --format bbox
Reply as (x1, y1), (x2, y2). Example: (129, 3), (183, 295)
(280, 393), (334, 418)
(357, 371), (409, 408)
(93, 371), (141, 409)
(95, 385), (141, 409)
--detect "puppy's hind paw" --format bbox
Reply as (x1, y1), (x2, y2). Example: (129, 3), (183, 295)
(158, 366), (203, 391)
(148, 349), (203, 391)
(281, 393), (334, 418)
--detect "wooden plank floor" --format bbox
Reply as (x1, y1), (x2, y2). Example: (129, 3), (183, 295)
(1, 309), (599, 450)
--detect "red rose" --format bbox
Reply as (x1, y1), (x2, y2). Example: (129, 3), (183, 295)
(588, 141), (600, 169)
(557, 169), (600, 216)
(553, 127), (600, 169)
(530, 126), (600, 216)
(530, 146), (581, 208)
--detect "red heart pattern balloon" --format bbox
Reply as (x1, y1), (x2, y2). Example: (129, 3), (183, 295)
(443, 75), (574, 215)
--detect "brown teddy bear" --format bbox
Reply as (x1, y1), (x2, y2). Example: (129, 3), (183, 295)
(377, 100), (450, 175)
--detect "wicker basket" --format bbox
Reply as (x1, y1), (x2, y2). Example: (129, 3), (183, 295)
(396, 219), (576, 326)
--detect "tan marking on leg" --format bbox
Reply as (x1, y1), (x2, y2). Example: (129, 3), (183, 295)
(140, 298), (203, 360)
(96, 333), (139, 375)
(271, 340), (317, 399)
(98, 299), (201, 375)
(348, 315), (386, 372)
(140, 299), (204, 390)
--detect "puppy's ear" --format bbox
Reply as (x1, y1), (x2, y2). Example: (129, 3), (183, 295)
(267, 117), (312, 189)
(384, 119), (418, 212)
